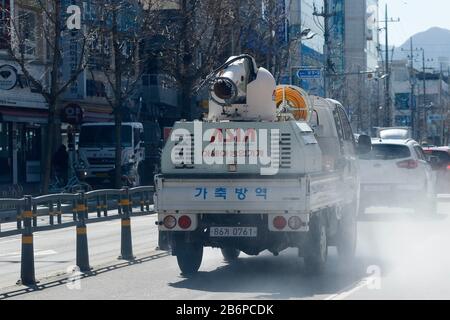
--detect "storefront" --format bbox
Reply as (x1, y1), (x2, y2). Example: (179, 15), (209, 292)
(0, 106), (47, 186)
(0, 63), (48, 187)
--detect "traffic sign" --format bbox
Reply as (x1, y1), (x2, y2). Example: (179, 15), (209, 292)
(428, 114), (444, 122)
(297, 69), (322, 79)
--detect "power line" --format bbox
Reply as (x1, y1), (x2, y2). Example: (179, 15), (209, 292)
(312, 0), (336, 98)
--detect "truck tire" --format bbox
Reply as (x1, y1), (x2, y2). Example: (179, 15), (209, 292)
(176, 242), (203, 275)
(221, 248), (241, 262)
(303, 213), (327, 275)
(337, 205), (357, 262)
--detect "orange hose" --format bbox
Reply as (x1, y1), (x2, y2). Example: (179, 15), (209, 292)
(275, 86), (309, 121)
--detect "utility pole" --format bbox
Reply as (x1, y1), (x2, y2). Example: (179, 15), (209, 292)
(401, 38), (418, 139)
(405, 47), (435, 142)
(410, 39), (416, 139)
(357, 66), (362, 132)
(385, 5), (390, 127)
(380, 4), (400, 127)
(440, 63), (444, 145)
(421, 48), (427, 142)
(313, 0), (335, 98)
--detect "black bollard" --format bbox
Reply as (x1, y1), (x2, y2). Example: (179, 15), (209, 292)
(76, 193), (91, 272)
(119, 188), (134, 261)
(19, 196), (37, 286)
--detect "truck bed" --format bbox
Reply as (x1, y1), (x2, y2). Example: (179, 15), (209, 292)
(155, 173), (343, 215)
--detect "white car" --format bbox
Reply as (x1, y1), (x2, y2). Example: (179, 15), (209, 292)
(359, 138), (437, 215)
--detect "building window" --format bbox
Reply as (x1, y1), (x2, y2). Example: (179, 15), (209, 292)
(395, 115), (412, 127)
(88, 35), (111, 70)
(86, 79), (107, 98)
(0, 0), (10, 50)
(18, 9), (37, 56)
(0, 123), (12, 183)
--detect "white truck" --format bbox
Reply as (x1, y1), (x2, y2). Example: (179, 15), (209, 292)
(78, 122), (145, 187)
(154, 55), (371, 275)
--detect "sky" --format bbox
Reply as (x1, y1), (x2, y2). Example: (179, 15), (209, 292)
(379, 0), (450, 46)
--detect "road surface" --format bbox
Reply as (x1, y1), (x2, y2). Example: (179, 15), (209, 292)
(1, 202), (450, 300)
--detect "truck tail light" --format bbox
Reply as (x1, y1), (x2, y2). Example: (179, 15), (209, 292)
(163, 215), (177, 229)
(447, 164), (450, 170)
(273, 216), (287, 230)
(397, 159), (418, 169)
(288, 216), (302, 230)
(178, 215), (192, 229)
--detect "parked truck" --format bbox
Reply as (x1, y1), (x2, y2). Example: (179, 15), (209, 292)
(78, 122), (145, 188)
(154, 55), (371, 275)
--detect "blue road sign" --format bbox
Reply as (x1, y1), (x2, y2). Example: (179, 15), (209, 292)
(297, 69), (322, 79)
(428, 114), (444, 122)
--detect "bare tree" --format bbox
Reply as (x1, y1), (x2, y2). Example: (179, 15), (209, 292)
(157, 0), (234, 121)
(90, 0), (161, 188)
(228, 0), (292, 82)
(4, 0), (93, 193)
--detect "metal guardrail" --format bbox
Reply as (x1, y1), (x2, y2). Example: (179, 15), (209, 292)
(0, 186), (155, 286)
(0, 186), (154, 236)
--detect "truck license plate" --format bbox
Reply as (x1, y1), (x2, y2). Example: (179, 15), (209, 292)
(210, 227), (257, 238)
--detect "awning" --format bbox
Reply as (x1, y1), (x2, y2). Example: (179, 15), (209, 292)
(0, 107), (48, 124)
(83, 110), (114, 123)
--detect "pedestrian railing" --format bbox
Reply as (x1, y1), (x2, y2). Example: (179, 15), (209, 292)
(0, 184), (24, 210)
(0, 186), (155, 286)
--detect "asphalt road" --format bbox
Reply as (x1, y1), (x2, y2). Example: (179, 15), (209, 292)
(0, 212), (159, 290)
(1, 201), (450, 300)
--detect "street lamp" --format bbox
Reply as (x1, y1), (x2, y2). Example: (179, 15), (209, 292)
(299, 28), (317, 40)
(288, 29), (318, 85)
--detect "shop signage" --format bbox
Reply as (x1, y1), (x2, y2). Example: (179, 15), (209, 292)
(62, 103), (84, 124)
(0, 65), (18, 91)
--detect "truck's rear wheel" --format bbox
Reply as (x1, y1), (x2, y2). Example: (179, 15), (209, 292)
(176, 242), (203, 275)
(337, 205), (357, 262)
(221, 248), (240, 263)
(303, 213), (327, 274)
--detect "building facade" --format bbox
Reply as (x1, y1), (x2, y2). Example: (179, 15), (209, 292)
(0, 0), (47, 189)
(287, 0), (325, 96)
(391, 59), (450, 145)
(328, 0), (380, 133)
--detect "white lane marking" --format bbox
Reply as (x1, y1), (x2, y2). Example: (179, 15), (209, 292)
(0, 249), (57, 258)
(324, 277), (372, 300)
(0, 234), (42, 245)
(0, 238), (21, 245)
(35, 250), (58, 257)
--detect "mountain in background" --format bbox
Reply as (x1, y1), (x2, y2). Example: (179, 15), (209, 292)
(393, 27), (450, 71)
